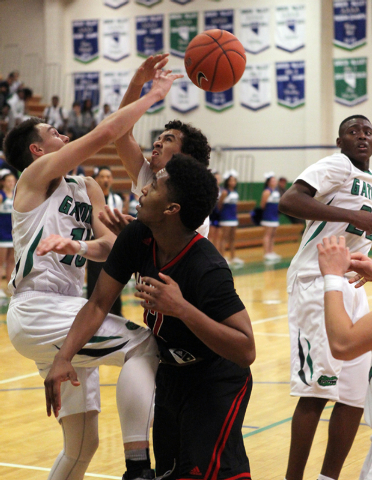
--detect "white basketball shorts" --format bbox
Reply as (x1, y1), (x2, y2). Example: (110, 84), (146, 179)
(288, 275), (371, 408)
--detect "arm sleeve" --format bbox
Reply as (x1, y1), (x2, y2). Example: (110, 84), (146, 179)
(195, 267), (245, 322)
(296, 155), (351, 196)
(131, 159), (154, 197)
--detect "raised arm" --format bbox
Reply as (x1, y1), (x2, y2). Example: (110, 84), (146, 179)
(114, 54), (170, 183)
(279, 180), (372, 234)
(17, 69), (181, 211)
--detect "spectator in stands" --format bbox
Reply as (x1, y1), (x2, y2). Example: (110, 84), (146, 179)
(9, 70), (21, 94)
(218, 170), (244, 267)
(43, 95), (67, 132)
(0, 81), (10, 111)
(209, 170), (223, 254)
(0, 170), (16, 297)
(81, 98), (96, 133)
(67, 101), (86, 139)
(87, 166), (123, 316)
(96, 103), (112, 124)
(260, 172), (281, 261)
(7, 87), (29, 125)
(0, 103), (15, 135)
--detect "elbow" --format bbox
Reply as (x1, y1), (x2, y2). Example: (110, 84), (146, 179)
(278, 196), (290, 215)
(237, 346), (256, 368)
(329, 342), (353, 361)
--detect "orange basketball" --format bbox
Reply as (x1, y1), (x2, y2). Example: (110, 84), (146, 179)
(184, 29), (246, 92)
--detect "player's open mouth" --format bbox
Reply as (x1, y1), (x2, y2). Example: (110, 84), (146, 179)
(152, 150), (159, 157)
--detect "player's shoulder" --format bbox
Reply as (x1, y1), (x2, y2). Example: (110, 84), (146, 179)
(189, 235), (228, 270)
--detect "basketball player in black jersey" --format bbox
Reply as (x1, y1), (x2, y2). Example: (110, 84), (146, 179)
(45, 154), (256, 480)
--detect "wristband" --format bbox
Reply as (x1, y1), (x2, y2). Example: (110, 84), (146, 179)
(324, 274), (344, 292)
(77, 240), (88, 256)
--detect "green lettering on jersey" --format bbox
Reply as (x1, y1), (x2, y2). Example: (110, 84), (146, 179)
(69, 202), (81, 221)
(361, 181), (368, 198)
(59, 196), (73, 214)
(351, 178), (360, 195)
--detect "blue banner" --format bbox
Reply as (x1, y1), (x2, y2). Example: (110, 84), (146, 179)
(136, 15), (164, 57)
(74, 72), (100, 110)
(333, 0), (367, 50)
(171, 0), (193, 4)
(204, 9), (234, 33)
(140, 80), (165, 113)
(205, 89), (233, 112)
(276, 61), (305, 109)
(73, 20), (99, 64)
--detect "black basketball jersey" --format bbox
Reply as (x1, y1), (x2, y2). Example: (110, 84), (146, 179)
(104, 221), (245, 363)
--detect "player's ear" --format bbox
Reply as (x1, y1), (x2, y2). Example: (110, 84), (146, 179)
(336, 137), (342, 148)
(29, 142), (43, 157)
(164, 203), (180, 216)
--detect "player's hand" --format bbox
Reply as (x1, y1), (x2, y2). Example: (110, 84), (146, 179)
(349, 209), (372, 237)
(98, 205), (135, 236)
(132, 54), (170, 86)
(150, 69), (184, 101)
(317, 235), (350, 276)
(347, 251), (372, 288)
(135, 273), (186, 318)
(36, 234), (80, 256)
(44, 355), (80, 418)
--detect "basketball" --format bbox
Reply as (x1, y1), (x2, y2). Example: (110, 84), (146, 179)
(184, 29), (246, 93)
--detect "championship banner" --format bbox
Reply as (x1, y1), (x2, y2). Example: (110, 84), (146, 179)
(136, 15), (164, 57)
(333, 0), (367, 51)
(240, 63), (271, 111)
(333, 57), (367, 106)
(276, 61), (305, 109)
(140, 80), (164, 113)
(170, 68), (199, 113)
(275, 5), (305, 53)
(104, 0), (129, 8)
(73, 20), (99, 64)
(74, 72), (100, 111)
(205, 89), (233, 112)
(171, 0), (193, 4)
(204, 9), (234, 33)
(170, 12), (198, 58)
(102, 71), (131, 112)
(103, 18), (130, 62)
(240, 8), (270, 54)
(136, 0), (162, 7)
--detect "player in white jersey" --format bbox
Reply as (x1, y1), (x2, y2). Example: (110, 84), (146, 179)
(279, 115), (372, 480)
(317, 235), (372, 480)
(99, 55), (211, 238)
(3, 68), (182, 480)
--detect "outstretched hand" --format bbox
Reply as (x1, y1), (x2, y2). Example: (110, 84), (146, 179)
(135, 273), (186, 317)
(150, 69), (184, 101)
(132, 54), (170, 86)
(44, 356), (80, 418)
(36, 234), (80, 256)
(317, 235), (350, 277)
(98, 205), (135, 236)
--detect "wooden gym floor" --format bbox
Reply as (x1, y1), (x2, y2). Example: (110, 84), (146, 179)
(0, 241), (371, 480)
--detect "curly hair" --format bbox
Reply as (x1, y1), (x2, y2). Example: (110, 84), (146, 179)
(165, 154), (218, 231)
(3, 117), (43, 172)
(164, 120), (211, 167)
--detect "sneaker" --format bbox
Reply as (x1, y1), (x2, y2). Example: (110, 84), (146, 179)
(232, 257), (244, 266)
(264, 253), (281, 261)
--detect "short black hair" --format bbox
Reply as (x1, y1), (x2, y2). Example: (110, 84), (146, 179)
(165, 154), (218, 231)
(339, 115), (371, 135)
(3, 117), (43, 172)
(163, 120), (211, 167)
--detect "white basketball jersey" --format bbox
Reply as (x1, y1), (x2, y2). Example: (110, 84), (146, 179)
(287, 153), (372, 291)
(10, 175), (92, 297)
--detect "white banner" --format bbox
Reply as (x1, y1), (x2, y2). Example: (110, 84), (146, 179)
(275, 5), (305, 53)
(102, 71), (131, 112)
(103, 18), (130, 62)
(104, 0), (129, 8)
(170, 68), (200, 113)
(240, 63), (271, 111)
(240, 8), (270, 54)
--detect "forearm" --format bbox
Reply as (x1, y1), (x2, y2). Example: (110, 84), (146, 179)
(178, 302), (254, 367)
(55, 301), (107, 362)
(324, 291), (355, 359)
(279, 191), (354, 223)
(119, 81), (143, 110)
(84, 234), (115, 262)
